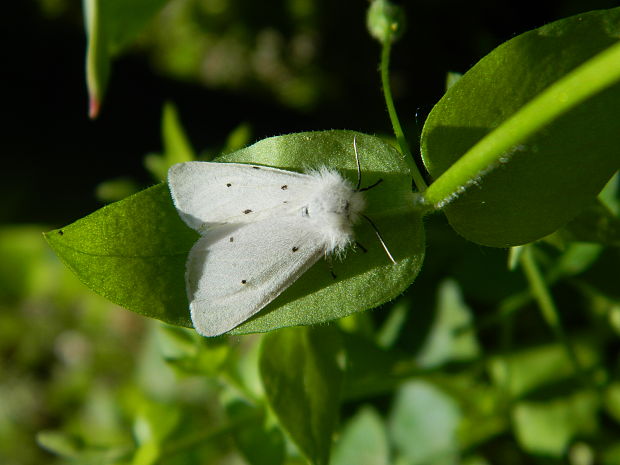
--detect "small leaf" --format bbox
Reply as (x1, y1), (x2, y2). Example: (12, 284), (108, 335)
(331, 406), (389, 465)
(36, 430), (82, 458)
(512, 391), (599, 457)
(421, 8), (620, 246)
(162, 102), (194, 164)
(145, 103), (196, 181)
(416, 279), (480, 368)
(259, 326), (343, 465)
(389, 381), (461, 465)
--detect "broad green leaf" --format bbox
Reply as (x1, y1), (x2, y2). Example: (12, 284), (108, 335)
(45, 183), (198, 327)
(47, 130), (423, 333)
(83, 0), (169, 117)
(388, 380), (461, 465)
(421, 8), (620, 247)
(416, 279), (480, 368)
(331, 406), (389, 465)
(259, 326), (343, 465)
(512, 391), (599, 457)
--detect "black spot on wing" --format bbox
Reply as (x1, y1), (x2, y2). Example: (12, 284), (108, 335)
(229, 237), (234, 242)
(292, 246), (299, 252)
(241, 279), (247, 284)
(281, 185), (288, 190)
(243, 209), (253, 214)
(226, 183), (232, 187)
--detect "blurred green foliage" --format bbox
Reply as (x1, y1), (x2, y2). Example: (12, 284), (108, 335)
(5, 1), (620, 464)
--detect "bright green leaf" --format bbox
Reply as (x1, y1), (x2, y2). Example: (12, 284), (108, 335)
(389, 380), (461, 465)
(421, 8), (620, 247)
(45, 183), (198, 327)
(259, 326), (343, 465)
(47, 130), (423, 334)
(331, 406), (389, 465)
(145, 102), (196, 181)
(512, 391), (599, 457)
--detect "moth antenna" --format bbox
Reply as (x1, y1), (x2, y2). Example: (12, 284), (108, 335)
(362, 214), (396, 264)
(358, 178), (383, 192)
(353, 136), (384, 192)
(354, 135), (362, 191)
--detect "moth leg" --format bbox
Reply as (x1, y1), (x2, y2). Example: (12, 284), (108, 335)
(355, 241), (368, 253)
(323, 257), (337, 279)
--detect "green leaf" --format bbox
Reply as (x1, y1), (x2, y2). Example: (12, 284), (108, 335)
(36, 430), (82, 458)
(421, 8), (620, 247)
(145, 102), (196, 181)
(331, 406), (389, 465)
(83, 0), (169, 117)
(559, 200), (620, 247)
(512, 391), (599, 457)
(487, 342), (599, 399)
(227, 402), (285, 465)
(416, 279), (480, 368)
(47, 130), (423, 333)
(388, 380), (461, 465)
(259, 326), (343, 465)
(45, 183), (198, 327)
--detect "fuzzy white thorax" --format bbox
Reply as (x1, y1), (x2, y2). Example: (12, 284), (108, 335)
(303, 167), (366, 254)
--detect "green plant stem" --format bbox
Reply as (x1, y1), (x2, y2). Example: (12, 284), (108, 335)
(380, 41), (427, 192)
(519, 245), (586, 382)
(421, 39), (620, 210)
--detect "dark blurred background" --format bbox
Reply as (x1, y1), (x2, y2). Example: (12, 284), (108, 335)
(3, 0), (618, 227)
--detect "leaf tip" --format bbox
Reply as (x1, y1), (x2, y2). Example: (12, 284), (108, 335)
(89, 96), (101, 119)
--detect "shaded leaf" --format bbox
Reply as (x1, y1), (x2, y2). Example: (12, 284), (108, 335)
(389, 380), (461, 465)
(421, 8), (620, 246)
(416, 279), (480, 368)
(331, 406), (389, 465)
(259, 326), (343, 465)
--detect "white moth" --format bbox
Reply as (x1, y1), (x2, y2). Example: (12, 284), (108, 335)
(168, 140), (393, 337)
